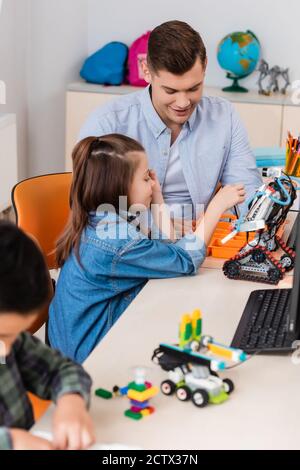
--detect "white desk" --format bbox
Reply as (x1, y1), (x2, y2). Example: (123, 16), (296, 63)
(33, 256), (300, 450)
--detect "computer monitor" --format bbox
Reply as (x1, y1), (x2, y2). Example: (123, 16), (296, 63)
(287, 213), (300, 335)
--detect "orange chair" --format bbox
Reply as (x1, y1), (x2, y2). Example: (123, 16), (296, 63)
(12, 173), (72, 271)
(12, 172), (72, 334)
(11, 173), (72, 419)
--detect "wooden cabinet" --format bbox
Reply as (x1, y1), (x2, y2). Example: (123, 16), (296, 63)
(65, 91), (121, 171)
(233, 102), (282, 147)
(65, 82), (299, 170)
(281, 105), (300, 147)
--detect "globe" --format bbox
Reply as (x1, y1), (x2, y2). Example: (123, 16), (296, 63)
(217, 30), (261, 93)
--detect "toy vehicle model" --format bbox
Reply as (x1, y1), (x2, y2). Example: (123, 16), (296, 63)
(152, 311), (246, 408)
(158, 351), (234, 408)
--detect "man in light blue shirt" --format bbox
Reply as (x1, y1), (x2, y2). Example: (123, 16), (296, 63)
(79, 20), (262, 223)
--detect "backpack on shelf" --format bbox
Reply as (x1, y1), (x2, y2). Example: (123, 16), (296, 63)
(127, 31), (151, 87)
(80, 42), (128, 86)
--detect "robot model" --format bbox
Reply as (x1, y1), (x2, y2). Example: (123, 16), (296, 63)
(222, 174), (297, 285)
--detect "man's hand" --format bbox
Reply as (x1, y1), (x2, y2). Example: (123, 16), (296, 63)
(10, 429), (54, 450)
(52, 394), (95, 450)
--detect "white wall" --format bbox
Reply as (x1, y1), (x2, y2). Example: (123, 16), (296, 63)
(1, 0), (299, 180)
(0, 0), (30, 180)
(88, 0), (299, 91)
(27, 0), (88, 176)
(0, 0), (88, 179)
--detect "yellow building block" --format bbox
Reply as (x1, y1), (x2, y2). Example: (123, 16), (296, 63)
(141, 409), (151, 417)
(208, 343), (233, 360)
(127, 386), (159, 402)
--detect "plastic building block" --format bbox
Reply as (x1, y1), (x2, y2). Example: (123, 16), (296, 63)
(119, 386), (129, 396)
(122, 368), (158, 420)
(209, 390), (229, 405)
(124, 410), (142, 420)
(130, 399), (149, 409)
(127, 381), (147, 392)
(207, 213), (256, 259)
(147, 406), (155, 414)
(130, 406), (144, 413)
(127, 386), (159, 402)
(95, 388), (113, 400)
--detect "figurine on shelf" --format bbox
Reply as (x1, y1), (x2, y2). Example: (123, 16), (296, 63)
(257, 59), (290, 95)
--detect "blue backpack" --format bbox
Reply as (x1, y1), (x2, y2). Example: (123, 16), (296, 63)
(80, 42), (128, 85)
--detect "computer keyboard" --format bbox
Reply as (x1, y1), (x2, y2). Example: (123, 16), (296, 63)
(231, 288), (294, 353)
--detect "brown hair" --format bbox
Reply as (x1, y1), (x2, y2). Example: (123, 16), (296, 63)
(56, 134), (145, 267)
(148, 20), (207, 75)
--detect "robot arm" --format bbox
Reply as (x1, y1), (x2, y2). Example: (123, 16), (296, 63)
(222, 174), (298, 284)
(222, 175), (296, 244)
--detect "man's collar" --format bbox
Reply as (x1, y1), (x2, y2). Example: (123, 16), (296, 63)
(187, 105), (198, 131)
(140, 85), (198, 138)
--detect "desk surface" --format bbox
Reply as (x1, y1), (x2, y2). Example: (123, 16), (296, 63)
(34, 261), (300, 450)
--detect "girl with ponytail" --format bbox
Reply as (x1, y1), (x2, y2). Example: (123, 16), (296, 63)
(49, 134), (245, 363)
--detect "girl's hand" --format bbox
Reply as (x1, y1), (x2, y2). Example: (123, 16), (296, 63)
(10, 429), (54, 450)
(52, 394), (95, 450)
(212, 183), (246, 212)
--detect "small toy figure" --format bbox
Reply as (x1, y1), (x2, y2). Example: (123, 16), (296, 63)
(222, 174), (297, 284)
(114, 368), (159, 420)
(152, 310), (246, 408)
(257, 59), (290, 95)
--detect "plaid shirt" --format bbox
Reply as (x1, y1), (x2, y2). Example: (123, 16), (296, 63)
(0, 332), (92, 450)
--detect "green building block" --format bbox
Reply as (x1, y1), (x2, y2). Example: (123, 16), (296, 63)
(124, 409), (143, 420)
(209, 390), (229, 405)
(127, 381), (147, 392)
(95, 388), (113, 399)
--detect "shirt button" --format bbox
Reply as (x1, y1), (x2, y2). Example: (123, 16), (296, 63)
(163, 150), (168, 156)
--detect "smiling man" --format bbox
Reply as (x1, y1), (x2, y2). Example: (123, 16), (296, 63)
(79, 20), (262, 225)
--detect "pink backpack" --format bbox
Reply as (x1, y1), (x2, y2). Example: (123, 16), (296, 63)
(127, 31), (151, 87)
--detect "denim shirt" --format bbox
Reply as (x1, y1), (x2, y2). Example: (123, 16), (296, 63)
(79, 86), (263, 217)
(48, 211), (206, 364)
